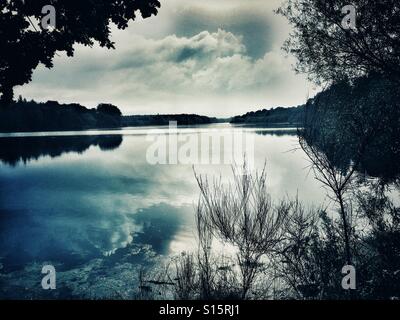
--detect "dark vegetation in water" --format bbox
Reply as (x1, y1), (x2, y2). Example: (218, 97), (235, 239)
(0, 134), (123, 166)
(255, 129), (297, 137)
(303, 73), (400, 184)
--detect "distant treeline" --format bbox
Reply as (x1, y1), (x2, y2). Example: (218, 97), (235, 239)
(0, 99), (219, 132)
(230, 106), (305, 125)
(0, 99), (122, 132)
(122, 114), (218, 126)
(0, 98), (316, 133)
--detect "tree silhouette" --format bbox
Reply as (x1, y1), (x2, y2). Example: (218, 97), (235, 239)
(0, 0), (161, 105)
(277, 0), (400, 84)
(97, 103), (122, 116)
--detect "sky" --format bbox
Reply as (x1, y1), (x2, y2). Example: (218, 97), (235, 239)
(15, 0), (317, 117)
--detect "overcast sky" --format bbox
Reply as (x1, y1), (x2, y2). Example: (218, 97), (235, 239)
(16, 0), (317, 117)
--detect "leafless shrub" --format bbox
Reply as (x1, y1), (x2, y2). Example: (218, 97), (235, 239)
(137, 267), (154, 300)
(167, 158), (392, 300)
(193, 163), (290, 299)
(299, 116), (357, 265)
(272, 200), (324, 298)
(164, 154), (399, 300)
(173, 253), (198, 300)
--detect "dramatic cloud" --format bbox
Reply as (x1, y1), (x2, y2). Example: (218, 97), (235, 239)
(15, 0), (315, 117)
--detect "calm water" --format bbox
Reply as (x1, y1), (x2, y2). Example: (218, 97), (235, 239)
(0, 124), (328, 299)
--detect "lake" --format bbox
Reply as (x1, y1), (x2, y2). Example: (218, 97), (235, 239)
(0, 124), (328, 299)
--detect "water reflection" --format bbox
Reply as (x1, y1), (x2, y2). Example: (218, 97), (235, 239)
(0, 126), (330, 299)
(0, 135), (123, 166)
(302, 134), (400, 184)
(255, 129), (297, 137)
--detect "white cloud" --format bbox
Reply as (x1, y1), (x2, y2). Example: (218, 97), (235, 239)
(15, 0), (315, 117)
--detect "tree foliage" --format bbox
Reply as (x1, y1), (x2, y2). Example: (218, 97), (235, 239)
(97, 103), (122, 116)
(0, 99), (122, 132)
(0, 0), (161, 104)
(277, 0), (400, 84)
(302, 73), (400, 183)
